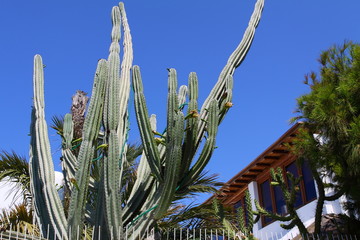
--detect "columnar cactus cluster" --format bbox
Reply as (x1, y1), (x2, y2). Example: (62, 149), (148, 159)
(27, 1), (265, 239)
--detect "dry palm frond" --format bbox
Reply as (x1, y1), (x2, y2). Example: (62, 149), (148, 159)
(0, 203), (38, 236)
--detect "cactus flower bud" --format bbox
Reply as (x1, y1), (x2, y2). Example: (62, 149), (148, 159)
(271, 181), (280, 186)
(225, 102), (233, 108)
(185, 109), (199, 119)
(154, 137), (166, 145)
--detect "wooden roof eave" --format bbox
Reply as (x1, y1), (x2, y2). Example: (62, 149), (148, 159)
(204, 122), (303, 205)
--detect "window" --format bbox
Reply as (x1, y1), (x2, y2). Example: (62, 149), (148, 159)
(286, 162), (303, 208)
(285, 160), (317, 205)
(273, 185), (286, 215)
(259, 179), (287, 226)
(234, 199), (243, 211)
(301, 160), (317, 201)
(260, 180), (273, 225)
(258, 159), (317, 227)
(234, 193), (249, 225)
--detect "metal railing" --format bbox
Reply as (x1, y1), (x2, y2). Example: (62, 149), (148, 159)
(0, 227), (358, 240)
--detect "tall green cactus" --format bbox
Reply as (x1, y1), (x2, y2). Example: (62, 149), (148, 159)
(30, 54), (68, 239)
(67, 59), (108, 238)
(27, 1), (265, 239)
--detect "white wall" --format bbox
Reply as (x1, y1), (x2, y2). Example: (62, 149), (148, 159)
(0, 181), (22, 210)
(0, 171), (64, 211)
(247, 180), (344, 240)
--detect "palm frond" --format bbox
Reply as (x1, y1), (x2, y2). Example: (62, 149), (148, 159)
(0, 151), (31, 206)
(126, 143), (143, 163)
(51, 115), (64, 136)
(158, 202), (228, 230)
(121, 143), (143, 202)
(176, 171), (223, 198)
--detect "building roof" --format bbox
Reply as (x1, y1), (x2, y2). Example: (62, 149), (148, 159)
(205, 122), (303, 205)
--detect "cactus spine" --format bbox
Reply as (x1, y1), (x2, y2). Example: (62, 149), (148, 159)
(27, 1), (265, 239)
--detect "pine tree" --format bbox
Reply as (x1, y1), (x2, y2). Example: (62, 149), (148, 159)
(292, 41), (360, 232)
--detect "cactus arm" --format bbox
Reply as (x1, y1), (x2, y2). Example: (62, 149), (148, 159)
(212, 198), (237, 239)
(128, 188), (161, 239)
(154, 68), (184, 219)
(103, 133), (122, 238)
(116, 3), (133, 183)
(196, 0), (265, 148)
(122, 114), (158, 224)
(63, 114), (74, 149)
(67, 59), (108, 236)
(254, 199), (292, 222)
(245, 190), (255, 232)
(61, 114), (77, 193)
(177, 85), (188, 109)
(93, 162), (109, 240)
(180, 99), (219, 188)
(154, 111), (184, 219)
(101, 3), (135, 236)
(30, 54), (67, 239)
(126, 100), (183, 234)
(105, 6), (121, 132)
(61, 149), (77, 192)
(181, 72), (199, 177)
(129, 208), (158, 239)
(126, 165), (162, 237)
(132, 66), (162, 181)
(280, 220), (296, 230)
(62, 113), (97, 195)
(117, 2), (133, 140)
(233, 190), (257, 237)
(128, 150), (153, 199)
(166, 69), (179, 126)
(218, 75), (234, 124)
(122, 176), (155, 225)
(102, 7), (125, 239)
(217, 0), (264, 79)
(237, 206), (247, 234)
(255, 168), (309, 235)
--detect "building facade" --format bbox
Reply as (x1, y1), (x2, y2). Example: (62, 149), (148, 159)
(211, 123), (346, 239)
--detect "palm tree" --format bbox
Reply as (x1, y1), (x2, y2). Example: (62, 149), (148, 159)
(155, 172), (223, 230)
(0, 151), (31, 208)
(0, 151), (34, 233)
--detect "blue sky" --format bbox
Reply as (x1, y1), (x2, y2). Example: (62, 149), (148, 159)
(1, 0), (360, 203)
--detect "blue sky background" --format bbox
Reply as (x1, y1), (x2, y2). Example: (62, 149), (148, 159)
(1, 0), (360, 203)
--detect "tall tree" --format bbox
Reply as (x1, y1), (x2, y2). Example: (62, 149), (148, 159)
(292, 41), (360, 224)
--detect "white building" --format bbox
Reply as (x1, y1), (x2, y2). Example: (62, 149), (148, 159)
(209, 123), (346, 239)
